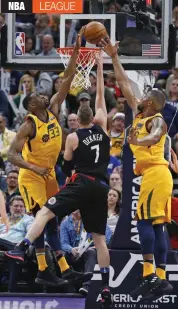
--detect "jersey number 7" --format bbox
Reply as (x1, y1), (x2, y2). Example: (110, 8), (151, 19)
(91, 144), (100, 163)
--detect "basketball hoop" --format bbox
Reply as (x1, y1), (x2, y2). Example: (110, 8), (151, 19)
(57, 47), (100, 90)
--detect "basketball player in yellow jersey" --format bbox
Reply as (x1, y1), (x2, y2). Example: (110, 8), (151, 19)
(99, 37), (173, 301)
(7, 30), (92, 287)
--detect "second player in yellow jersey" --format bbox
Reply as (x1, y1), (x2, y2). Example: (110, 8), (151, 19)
(129, 113), (173, 225)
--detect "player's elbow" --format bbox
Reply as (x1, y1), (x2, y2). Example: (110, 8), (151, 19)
(152, 135), (161, 144)
(7, 148), (15, 163)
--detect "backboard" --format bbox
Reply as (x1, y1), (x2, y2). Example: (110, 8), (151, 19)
(1, 0), (176, 70)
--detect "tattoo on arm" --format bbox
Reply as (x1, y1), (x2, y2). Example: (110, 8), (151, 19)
(150, 117), (166, 138)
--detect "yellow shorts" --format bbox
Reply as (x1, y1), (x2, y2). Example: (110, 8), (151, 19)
(137, 165), (173, 225)
(18, 168), (59, 212)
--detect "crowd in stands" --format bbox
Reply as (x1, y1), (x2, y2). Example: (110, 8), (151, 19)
(0, 0), (178, 295)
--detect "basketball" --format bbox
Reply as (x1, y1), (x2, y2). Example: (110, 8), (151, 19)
(83, 21), (107, 44)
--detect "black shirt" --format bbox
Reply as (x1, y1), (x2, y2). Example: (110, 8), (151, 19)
(73, 124), (110, 182)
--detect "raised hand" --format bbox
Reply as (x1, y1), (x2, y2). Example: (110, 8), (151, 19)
(127, 127), (138, 145)
(75, 26), (85, 50)
(98, 37), (119, 58)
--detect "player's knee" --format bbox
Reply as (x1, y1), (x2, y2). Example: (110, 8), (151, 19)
(137, 219), (155, 244)
(37, 206), (55, 220)
(154, 224), (167, 254)
(92, 233), (106, 250)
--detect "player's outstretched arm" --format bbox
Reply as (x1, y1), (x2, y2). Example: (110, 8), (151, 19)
(49, 28), (84, 117)
(93, 51), (107, 132)
(98, 38), (139, 115)
(128, 117), (166, 146)
(8, 121), (50, 177)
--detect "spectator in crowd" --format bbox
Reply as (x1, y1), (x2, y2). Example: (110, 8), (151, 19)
(66, 114), (79, 134)
(65, 20), (77, 47)
(172, 6), (178, 51)
(105, 72), (121, 98)
(34, 14), (52, 52)
(0, 195), (34, 292)
(10, 71), (23, 96)
(116, 96), (126, 113)
(60, 210), (112, 295)
(13, 74), (35, 109)
(162, 101), (178, 138)
(0, 114), (16, 164)
(166, 79), (178, 107)
(77, 92), (91, 111)
(87, 71), (117, 115)
(0, 196), (33, 244)
(166, 68), (178, 97)
(0, 13), (5, 31)
(24, 36), (35, 56)
(51, 15), (60, 47)
(107, 188), (120, 233)
(37, 34), (57, 57)
(109, 172), (122, 193)
(4, 170), (20, 213)
(0, 92), (11, 127)
(107, 2), (121, 13)
(27, 70), (53, 97)
(108, 112), (125, 158)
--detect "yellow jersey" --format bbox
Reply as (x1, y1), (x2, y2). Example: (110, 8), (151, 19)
(130, 113), (168, 175)
(22, 110), (62, 169)
(108, 131), (124, 157)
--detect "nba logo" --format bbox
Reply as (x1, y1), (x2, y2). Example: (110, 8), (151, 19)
(15, 32), (25, 56)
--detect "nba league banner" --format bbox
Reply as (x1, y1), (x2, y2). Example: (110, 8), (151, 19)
(1, 0), (83, 13)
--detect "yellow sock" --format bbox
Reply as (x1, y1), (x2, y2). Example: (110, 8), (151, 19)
(57, 256), (69, 273)
(156, 267), (166, 279)
(143, 261), (154, 277)
(36, 252), (48, 271)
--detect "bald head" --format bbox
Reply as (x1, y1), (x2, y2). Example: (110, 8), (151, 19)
(67, 113), (79, 130)
(138, 88), (166, 113)
(42, 35), (54, 53)
(147, 89), (165, 112)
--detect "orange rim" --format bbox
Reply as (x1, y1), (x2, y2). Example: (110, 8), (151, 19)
(57, 47), (100, 54)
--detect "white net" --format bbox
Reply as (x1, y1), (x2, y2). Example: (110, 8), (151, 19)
(57, 48), (100, 90)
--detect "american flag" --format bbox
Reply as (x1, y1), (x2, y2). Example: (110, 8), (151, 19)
(142, 44), (161, 56)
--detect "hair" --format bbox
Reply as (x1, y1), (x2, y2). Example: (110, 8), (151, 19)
(147, 89), (166, 111)
(108, 188), (121, 215)
(9, 195), (24, 207)
(25, 35), (35, 50)
(18, 74), (35, 95)
(78, 104), (93, 125)
(173, 6), (178, 23)
(0, 13), (5, 20)
(7, 169), (19, 176)
(169, 78), (178, 100)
